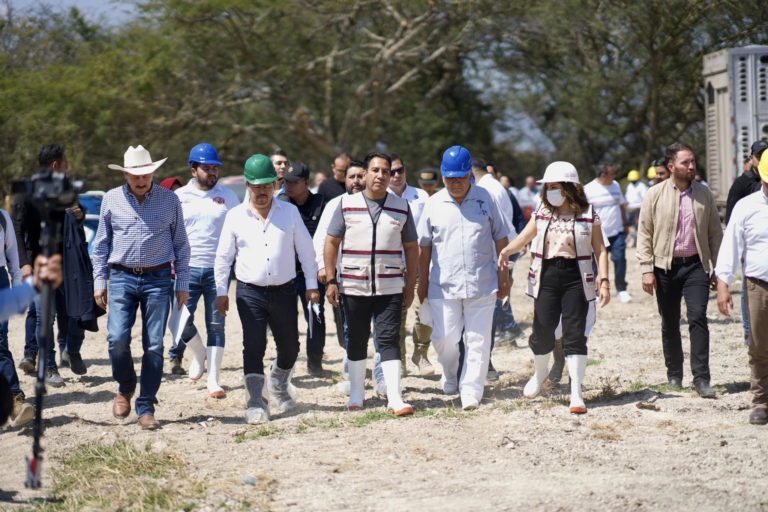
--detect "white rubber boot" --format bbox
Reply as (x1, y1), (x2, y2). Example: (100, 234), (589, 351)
(244, 374), (269, 424)
(336, 355), (351, 395)
(382, 359), (413, 416)
(206, 346), (226, 399)
(347, 359), (366, 410)
(523, 353), (551, 399)
(186, 333), (207, 381)
(372, 352), (388, 398)
(567, 354), (587, 414)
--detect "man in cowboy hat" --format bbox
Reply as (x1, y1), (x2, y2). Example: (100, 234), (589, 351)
(92, 145), (190, 430)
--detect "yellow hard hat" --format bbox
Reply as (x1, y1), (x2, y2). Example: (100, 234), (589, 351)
(627, 170), (640, 182)
(646, 166), (657, 179)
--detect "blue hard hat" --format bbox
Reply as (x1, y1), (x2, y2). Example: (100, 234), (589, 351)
(188, 143), (222, 167)
(440, 146), (472, 178)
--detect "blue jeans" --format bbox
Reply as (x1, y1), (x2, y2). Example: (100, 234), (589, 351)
(593, 232), (627, 292)
(168, 267), (225, 361)
(54, 289), (85, 355)
(296, 277), (325, 356)
(107, 267), (172, 418)
(0, 268), (21, 396)
(24, 300), (37, 358)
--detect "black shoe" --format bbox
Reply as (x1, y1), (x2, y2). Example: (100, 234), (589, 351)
(695, 380), (716, 399)
(65, 352), (87, 375)
(486, 359), (499, 382)
(59, 350), (70, 368)
(170, 357), (186, 376)
(667, 377), (683, 390)
(19, 356), (37, 375)
(46, 368), (65, 388)
(307, 354), (324, 377)
(749, 407), (768, 425)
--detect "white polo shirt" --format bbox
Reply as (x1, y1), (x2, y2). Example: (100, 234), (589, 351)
(176, 180), (240, 268)
(584, 180), (626, 238)
(477, 173), (517, 240)
(388, 184), (428, 234)
(715, 189), (768, 286)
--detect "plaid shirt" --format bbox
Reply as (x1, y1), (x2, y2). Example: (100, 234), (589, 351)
(92, 183), (190, 291)
(673, 186), (697, 258)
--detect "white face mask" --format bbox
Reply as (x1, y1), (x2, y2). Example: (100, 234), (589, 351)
(547, 189), (566, 207)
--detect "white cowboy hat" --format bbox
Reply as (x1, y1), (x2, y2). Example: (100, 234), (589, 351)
(108, 145), (168, 175)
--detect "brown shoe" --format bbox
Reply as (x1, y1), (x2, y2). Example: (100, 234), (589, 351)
(138, 414), (161, 430)
(749, 407), (768, 425)
(113, 393), (133, 419)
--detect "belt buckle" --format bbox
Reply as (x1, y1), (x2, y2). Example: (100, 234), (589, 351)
(133, 267), (144, 275)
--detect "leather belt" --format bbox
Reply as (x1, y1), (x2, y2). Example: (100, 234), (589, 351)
(672, 255), (700, 265)
(238, 279), (295, 291)
(112, 262), (171, 275)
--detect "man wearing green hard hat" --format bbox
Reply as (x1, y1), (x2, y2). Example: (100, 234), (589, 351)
(214, 154), (320, 425)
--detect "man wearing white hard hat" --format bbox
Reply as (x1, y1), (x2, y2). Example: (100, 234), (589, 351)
(499, 162), (610, 414)
(92, 145), (191, 430)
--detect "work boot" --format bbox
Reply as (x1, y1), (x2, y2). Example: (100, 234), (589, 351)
(244, 373), (269, 424)
(185, 333), (207, 381)
(18, 355), (36, 376)
(567, 355), (587, 414)
(524, 353), (551, 399)
(46, 368), (64, 388)
(307, 353), (324, 377)
(411, 344), (435, 377)
(549, 338), (565, 384)
(748, 406), (768, 425)
(206, 346), (226, 399)
(10, 394), (35, 427)
(268, 362), (297, 413)
(63, 351), (87, 376)
(170, 357), (186, 376)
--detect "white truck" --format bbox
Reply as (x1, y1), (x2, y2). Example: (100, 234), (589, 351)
(703, 45), (768, 214)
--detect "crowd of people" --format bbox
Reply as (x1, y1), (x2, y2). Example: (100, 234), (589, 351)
(1, 138), (767, 430)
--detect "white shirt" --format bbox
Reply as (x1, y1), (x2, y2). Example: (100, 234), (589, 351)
(176, 180), (240, 268)
(625, 181), (648, 210)
(477, 173), (517, 240)
(388, 184), (429, 235)
(310, 186), (319, 194)
(313, 194), (344, 271)
(0, 210), (22, 286)
(418, 186), (509, 299)
(214, 200), (318, 296)
(517, 186), (539, 208)
(715, 190), (768, 286)
(584, 180), (627, 238)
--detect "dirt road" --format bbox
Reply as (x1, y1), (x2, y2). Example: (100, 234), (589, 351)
(1, 247), (765, 511)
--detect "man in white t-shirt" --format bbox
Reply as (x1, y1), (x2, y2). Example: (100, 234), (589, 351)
(584, 163), (631, 303)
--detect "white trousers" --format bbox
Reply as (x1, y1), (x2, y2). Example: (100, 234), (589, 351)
(430, 294), (496, 402)
(554, 300), (596, 340)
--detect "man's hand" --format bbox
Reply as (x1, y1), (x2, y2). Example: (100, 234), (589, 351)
(403, 286), (414, 311)
(497, 270), (510, 300)
(623, 224), (630, 235)
(641, 272), (657, 296)
(709, 273), (718, 292)
(317, 268), (327, 285)
(326, 283), (340, 307)
(94, 289), (108, 308)
(716, 280), (733, 317)
(217, 296), (229, 317)
(306, 289), (320, 304)
(598, 285), (611, 308)
(175, 291), (189, 310)
(21, 264), (32, 280)
(68, 205), (84, 221)
(34, 255), (63, 290)
(417, 279), (428, 305)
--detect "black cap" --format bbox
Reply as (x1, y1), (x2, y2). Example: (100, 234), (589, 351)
(751, 140), (768, 155)
(284, 163), (310, 182)
(418, 168), (438, 184)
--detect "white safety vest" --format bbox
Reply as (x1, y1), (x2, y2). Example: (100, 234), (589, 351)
(527, 205), (596, 302)
(339, 192), (409, 296)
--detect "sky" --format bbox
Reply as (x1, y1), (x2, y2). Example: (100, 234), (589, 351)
(6, 0), (136, 24)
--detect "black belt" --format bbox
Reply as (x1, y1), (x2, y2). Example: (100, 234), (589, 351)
(672, 254), (700, 265)
(543, 257), (579, 269)
(238, 279), (295, 291)
(112, 262), (171, 275)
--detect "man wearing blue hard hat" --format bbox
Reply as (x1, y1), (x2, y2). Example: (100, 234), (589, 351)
(170, 143), (239, 400)
(417, 146), (511, 410)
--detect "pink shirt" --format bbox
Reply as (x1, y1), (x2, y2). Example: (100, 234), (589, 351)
(673, 186), (697, 258)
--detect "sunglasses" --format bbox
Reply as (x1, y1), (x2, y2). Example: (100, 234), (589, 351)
(391, 167), (405, 175)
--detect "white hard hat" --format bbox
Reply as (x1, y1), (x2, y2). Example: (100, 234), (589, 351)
(537, 161), (580, 184)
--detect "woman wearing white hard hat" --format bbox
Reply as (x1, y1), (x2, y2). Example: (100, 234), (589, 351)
(498, 161), (610, 414)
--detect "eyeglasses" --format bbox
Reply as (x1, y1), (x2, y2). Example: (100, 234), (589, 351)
(391, 167), (405, 175)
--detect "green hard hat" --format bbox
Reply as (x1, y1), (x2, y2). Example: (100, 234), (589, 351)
(244, 154), (276, 185)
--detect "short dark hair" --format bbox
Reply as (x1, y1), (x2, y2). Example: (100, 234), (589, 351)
(471, 157), (488, 171)
(268, 149), (288, 158)
(389, 153), (403, 166)
(333, 152), (351, 163)
(39, 144), (65, 169)
(654, 157), (667, 168)
(364, 152), (392, 170)
(345, 160), (366, 174)
(665, 142), (694, 165)
(594, 163), (611, 178)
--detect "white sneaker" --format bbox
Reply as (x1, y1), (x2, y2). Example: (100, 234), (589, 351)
(441, 373), (458, 395)
(461, 395), (480, 411)
(617, 291), (632, 303)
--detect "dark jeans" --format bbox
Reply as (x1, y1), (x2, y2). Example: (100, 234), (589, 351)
(296, 276), (326, 356)
(531, 259), (589, 356)
(168, 267), (225, 361)
(654, 259), (711, 383)
(235, 280), (299, 375)
(593, 232), (627, 292)
(23, 301), (37, 358)
(342, 293), (402, 362)
(0, 268), (21, 396)
(33, 287), (85, 369)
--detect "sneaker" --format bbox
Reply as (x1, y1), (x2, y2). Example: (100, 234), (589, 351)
(18, 355), (36, 375)
(170, 357), (186, 376)
(61, 351), (87, 375)
(46, 368), (65, 388)
(617, 291), (632, 303)
(486, 359), (499, 382)
(10, 394), (35, 427)
(461, 396), (480, 411)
